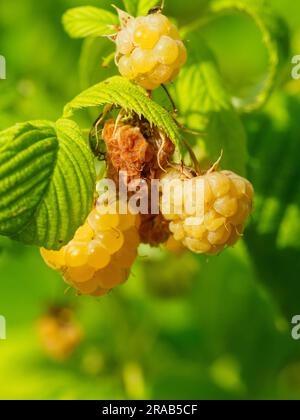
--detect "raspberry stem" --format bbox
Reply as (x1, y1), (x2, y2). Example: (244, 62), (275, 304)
(181, 137), (202, 175)
(90, 104), (114, 155)
(161, 84), (178, 114)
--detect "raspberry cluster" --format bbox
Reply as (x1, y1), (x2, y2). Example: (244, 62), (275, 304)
(41, 202), (140, 297)
(33, 6), (255, 298)
(115, 12), (187, 90)
(160, 169), (254, 255)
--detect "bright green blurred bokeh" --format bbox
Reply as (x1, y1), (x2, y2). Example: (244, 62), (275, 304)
(1, 0), (300, 400)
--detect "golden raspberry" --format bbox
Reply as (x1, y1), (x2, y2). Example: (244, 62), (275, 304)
(115, 11), (187, 90)
(41, 201), (140, 297)
(160, 168), (254, 255)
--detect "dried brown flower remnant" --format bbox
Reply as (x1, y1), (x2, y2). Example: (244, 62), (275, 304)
(103, 120), (154, 182)
(102, 119), (175, 183)
(102, 118), (175, 246)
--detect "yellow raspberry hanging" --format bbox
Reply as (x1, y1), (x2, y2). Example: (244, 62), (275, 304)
(160, 168), (254, 255)
(114, 9), (187, 90)
(41, 201), (140, 297)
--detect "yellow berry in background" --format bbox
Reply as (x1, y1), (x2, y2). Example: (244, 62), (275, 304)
(37, 307), (83, 362)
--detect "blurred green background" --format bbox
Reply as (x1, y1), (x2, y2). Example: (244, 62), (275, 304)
(1, 0), (300, 400)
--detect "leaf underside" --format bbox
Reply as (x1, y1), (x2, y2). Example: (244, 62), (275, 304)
(63, 76), (184, 157)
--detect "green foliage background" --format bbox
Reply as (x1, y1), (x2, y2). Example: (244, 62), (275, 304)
(1, 0), (300, 400)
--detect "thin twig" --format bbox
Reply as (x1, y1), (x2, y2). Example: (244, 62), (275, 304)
(182, 137), (202, 175)
(161, 84), (178, 114)
(173, 117), (205, 136)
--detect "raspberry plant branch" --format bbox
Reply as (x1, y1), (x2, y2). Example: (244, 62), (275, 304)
(0, 0), (283, 300)
(161, 84), (178, 114)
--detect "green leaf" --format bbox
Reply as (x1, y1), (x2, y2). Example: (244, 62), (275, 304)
(244, 92), (300, 318)
(246, 93), (300, 247)
(0, 119), (96, 249)
(79, 37), (117, 90)
(63, 76), (184, 156)
(62, 6), (118, 38)
(182, 0), (289, 113)
(170, 36), (247, 175)
(122, 0), (159, 16)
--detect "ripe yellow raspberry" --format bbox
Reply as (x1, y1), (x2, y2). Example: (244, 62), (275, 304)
(160, 168), (254, 255)
(115, 11), (187, 90)
(41, 201), (140, 297)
